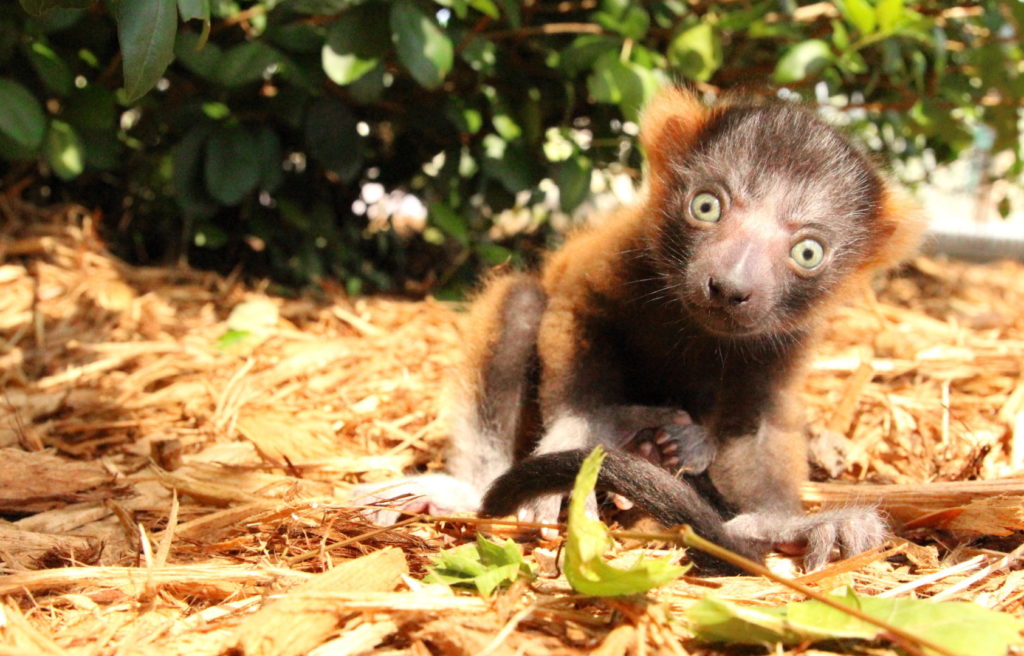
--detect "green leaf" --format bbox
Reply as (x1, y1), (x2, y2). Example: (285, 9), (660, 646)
(0, 79), (47, 151)
(716, 3), (771, 31)
(556, 155), (592, 213)
(18, 0), (91, 17)
(254, 127), (283, 192)
(692, 588), (1024, 656)
(174, 29), (223, 82)
(668, 23), (722, 83)
(217, 41), (283, 88)
(424, 534), (534, 596)
(267, 22), (325, 54)
(78, 128), (120, 170)
(482, 139), (540, 194)
(459, 35), (497, 75)
(172, 124), (216, 217)
(204, 125), (261, 205)
(115, 0), (178, 102)
(447, 102), (483, 135)
(177, 0), (211, 46)
(348, 62), (385, 103)
(563, 447), (689, 597)
(475, 243), (513, 266)
(44, 119), (84, 180)
(63, 86), (118, 131)
(322, 5), (390, 86)
(468, 0), (499, 19)
(176, 0), (208, 23)
(216, 328), (252, 350)
(429, 202), (469, 246)
(0, 21), (15, 65)
(492, 114), (520, 141)
(594, 5), (649, 41)
(830, 19), (850, 51)
(24, 40), (73, 96)
(202, 102), (231, 120)
(287, 0), (361, 14)
(691, 596), (803, 643)
(835, 0), (876, 35)
(25, 7), (85, 32)
(559, 35), (620, 77)
(836, 49), (868, 75)
(304, 97), (363, 183)
(0, 135), (37, 162)
(586, 53), (656, 121)
(496, 0), (520, 27)
(773, 40), (833, 84)
(193, 223), (228, 250)
(875, 0), (904, 33)
(390, 0), (453, 89)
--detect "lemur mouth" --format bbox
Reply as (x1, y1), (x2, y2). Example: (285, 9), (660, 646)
(697, 314), (761, 338)
(685, 296), (771, 338)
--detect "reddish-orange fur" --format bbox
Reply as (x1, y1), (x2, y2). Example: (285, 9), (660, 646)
(361, 86), (925, 569)
(531, 87), (921, 432)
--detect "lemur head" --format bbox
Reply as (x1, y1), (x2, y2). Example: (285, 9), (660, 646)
(639, 87), (924, 338)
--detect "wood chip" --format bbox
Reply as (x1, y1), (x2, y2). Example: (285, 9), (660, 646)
(234, 548), (408, 656)
(4, 208), (1024, 655)
(0, 448), (114, 512)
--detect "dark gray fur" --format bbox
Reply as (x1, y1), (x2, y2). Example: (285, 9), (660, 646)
(356, 98), (896, 572)
(479, 102), (892, 567)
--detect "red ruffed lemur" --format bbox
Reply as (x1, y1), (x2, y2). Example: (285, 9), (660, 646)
(355, 86), (925, 572)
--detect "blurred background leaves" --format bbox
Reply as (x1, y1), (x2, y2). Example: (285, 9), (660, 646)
(4, 0), (1023, 296)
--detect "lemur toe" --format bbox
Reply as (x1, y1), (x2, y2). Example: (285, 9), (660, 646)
(725, 506), (887, 571)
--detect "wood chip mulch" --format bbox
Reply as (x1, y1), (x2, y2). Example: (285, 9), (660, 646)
(2, 199), (1023, 655)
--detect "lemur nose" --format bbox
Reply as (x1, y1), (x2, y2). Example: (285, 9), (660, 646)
(707, 276), (752, 306)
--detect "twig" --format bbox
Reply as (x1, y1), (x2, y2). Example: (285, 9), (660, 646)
(929, 541), (1024, 602)
(347, 509), (564, 534)
(482, 23), (603, 39)
(285, 515), (422, 565)
(878, 554), (986, 598)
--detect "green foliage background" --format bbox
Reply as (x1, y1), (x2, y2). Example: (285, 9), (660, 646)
(3, 0), (1023, 294)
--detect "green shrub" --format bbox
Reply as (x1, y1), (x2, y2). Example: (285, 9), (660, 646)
(4, 0), (1022, 294)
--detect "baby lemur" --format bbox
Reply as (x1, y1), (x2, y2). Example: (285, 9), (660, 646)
(356, 87), (924, 571)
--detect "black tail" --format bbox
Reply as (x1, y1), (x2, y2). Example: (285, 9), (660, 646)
(480, 449), (765, 572)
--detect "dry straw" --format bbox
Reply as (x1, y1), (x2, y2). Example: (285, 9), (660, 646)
(2, 198), (1024, 655)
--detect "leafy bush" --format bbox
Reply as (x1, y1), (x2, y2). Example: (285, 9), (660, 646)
(4, 0), (1023, 294)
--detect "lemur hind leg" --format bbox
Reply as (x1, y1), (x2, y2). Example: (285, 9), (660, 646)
(352, 274), (547, 522)
(445, 273), (547, 492)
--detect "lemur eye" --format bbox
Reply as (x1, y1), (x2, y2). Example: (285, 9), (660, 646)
(790, 239), (825, 269)
(690, 192), (721, 223)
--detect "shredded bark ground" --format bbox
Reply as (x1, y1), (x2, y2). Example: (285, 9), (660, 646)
(2, 199), (1024, 655)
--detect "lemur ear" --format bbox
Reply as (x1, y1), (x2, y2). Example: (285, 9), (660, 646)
(639, 87), (712, 194)
(863, 187), (928, 271)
